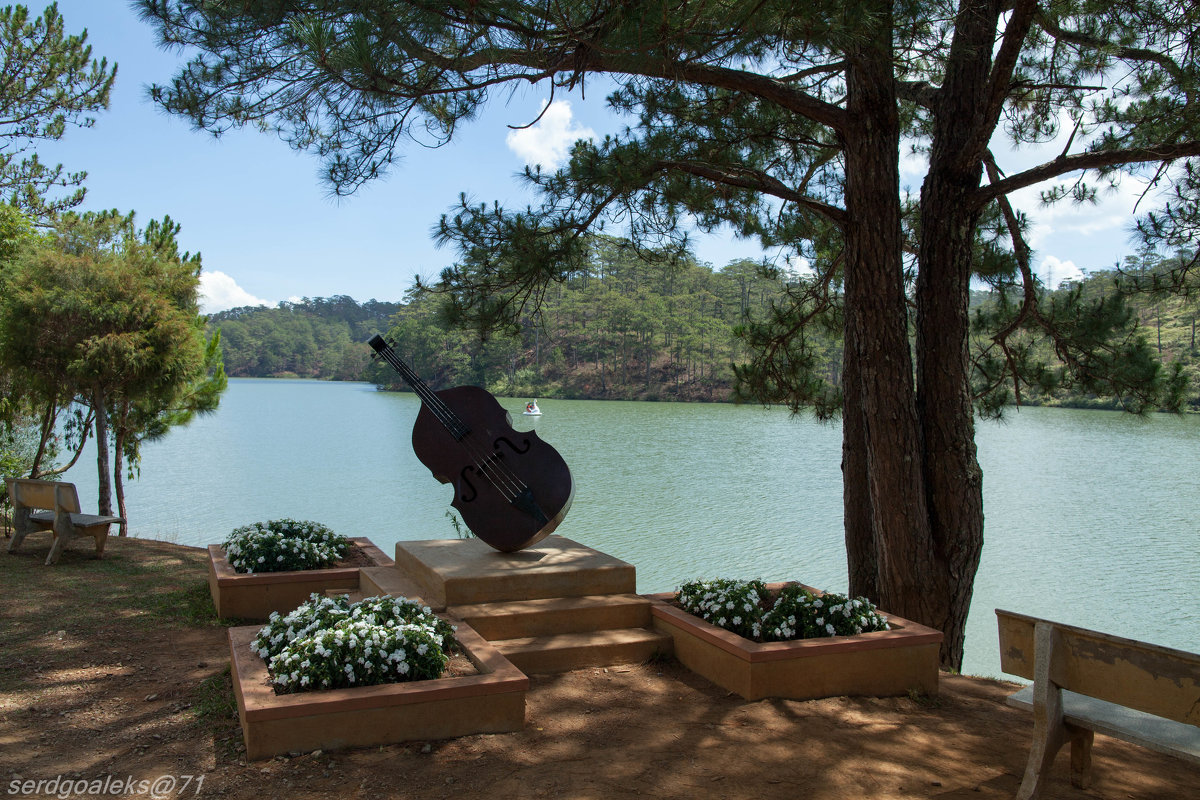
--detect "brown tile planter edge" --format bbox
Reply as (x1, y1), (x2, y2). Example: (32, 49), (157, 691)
(646, 585), (943, 700)
(228, 622), (528, 758)
(208, 537), (394, 620)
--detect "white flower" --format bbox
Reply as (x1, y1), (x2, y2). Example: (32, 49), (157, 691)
(825, 623), (836, 635)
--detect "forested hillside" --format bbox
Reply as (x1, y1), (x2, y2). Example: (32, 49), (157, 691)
(974, 257), (1200, 411)
(367, 238), (815, 401)
(207, 295), (401, 379)
(207, 247), (1200, 411)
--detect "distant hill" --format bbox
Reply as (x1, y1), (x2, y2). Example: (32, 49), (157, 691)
(205, 264), (1199, 411)
(206, 295), (401, 380)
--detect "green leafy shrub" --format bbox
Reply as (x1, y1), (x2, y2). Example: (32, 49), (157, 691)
(252, 593), (458, 694)
(676, 579), (888, 642)
(222, 518), (347, 573)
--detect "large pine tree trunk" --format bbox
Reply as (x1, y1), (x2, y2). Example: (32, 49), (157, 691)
(912, 0), (1000, 669)
(841, 5), (936, 642)
(841, 347), (878, 601)
(914, 200), (985, 670)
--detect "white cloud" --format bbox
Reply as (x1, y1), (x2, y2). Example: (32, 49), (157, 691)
(788, 255), (817, 279)
(199, 270), (271, 315)
(1037, 256), (1086, 289)
(506, 100), (596, 170)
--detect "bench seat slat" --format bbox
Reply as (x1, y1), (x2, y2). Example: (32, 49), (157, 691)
(1007, 685), (1200, 765)
(28, 510), (123, 529)
(68, 513), (124, 528)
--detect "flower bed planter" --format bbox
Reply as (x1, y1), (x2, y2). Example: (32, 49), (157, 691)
(647, 584), (943, 701)
(228, 622), (528, 760)
(207, 537), (392, 620)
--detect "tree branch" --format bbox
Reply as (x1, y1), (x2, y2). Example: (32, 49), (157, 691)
(1034, 9), (1193, 100)
(978, 141), (1200, 203)
(659, 160), (847, 225)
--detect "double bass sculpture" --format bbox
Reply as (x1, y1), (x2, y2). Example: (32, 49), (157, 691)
(368, 335), (574, 552)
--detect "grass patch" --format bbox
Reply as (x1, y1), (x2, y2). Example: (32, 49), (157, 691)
(191, 666), (245, 761)
(141, 580), (224, 627)
(193, 666), (238, 722)
(0, 537), (233, 654)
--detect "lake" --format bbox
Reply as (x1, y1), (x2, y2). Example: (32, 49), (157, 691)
(61, 378), (1200, 679)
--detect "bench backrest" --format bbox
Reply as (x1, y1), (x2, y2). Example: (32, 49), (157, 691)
(4, 479), (81, 514)
(997, 609), (1200, 726)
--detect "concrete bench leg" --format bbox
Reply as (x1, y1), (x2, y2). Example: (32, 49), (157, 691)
(92, 526), (110, 558)
(1068, 724), (1094, 789)
(7, 528), (28, 553)
(45, 530), (73, 565)
(45, 525), (111, 564)
(8, 507), (31, 552)
(1016, 622), (1069, 800)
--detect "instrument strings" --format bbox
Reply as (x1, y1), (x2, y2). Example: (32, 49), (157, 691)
(376, 346), (531, 503)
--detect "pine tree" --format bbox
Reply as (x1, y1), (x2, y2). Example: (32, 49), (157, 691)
(0, 210), (225, 521)
(0, 3), (116, 219)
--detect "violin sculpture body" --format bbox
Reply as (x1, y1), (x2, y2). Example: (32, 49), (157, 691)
(369, 335), (574, 552)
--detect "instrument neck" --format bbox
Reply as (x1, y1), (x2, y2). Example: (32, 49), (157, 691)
(368, 335), (470, 440)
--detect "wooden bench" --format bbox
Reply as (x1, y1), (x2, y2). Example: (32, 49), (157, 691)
(4, 479), (124, 565)
(996, 609), (1200, 799)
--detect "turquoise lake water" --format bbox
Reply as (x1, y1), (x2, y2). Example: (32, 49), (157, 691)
(61, 378), (1200, 679)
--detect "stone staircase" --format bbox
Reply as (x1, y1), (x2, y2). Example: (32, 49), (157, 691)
(446, 593), (670, 674)
(328, 537), (673, 674)
(384, 536), (673, 674)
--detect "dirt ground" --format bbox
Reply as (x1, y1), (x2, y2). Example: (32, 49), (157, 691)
(1, 535), (1195, 800)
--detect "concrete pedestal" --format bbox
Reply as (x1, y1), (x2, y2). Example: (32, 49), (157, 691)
(394, 535), (637, 609)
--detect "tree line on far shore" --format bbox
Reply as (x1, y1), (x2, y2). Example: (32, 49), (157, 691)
(210, 237), (1200, 412)
(208, 295), (401, 381)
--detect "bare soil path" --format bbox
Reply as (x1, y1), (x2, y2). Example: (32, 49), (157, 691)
(1, 536), (1194, 799)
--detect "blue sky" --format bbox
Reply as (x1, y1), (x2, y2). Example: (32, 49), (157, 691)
(42, 1), (1154, 313)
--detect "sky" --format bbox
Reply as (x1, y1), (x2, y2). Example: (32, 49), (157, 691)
(39, 1), (1159, 314)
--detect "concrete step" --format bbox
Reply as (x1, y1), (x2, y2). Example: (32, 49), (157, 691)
(359, 566), (430, 605)
(324, 588), (366, 602)
(448, 594), (652, 640)
(395, 536), (637, 607)
(493, 627), (673, 674)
